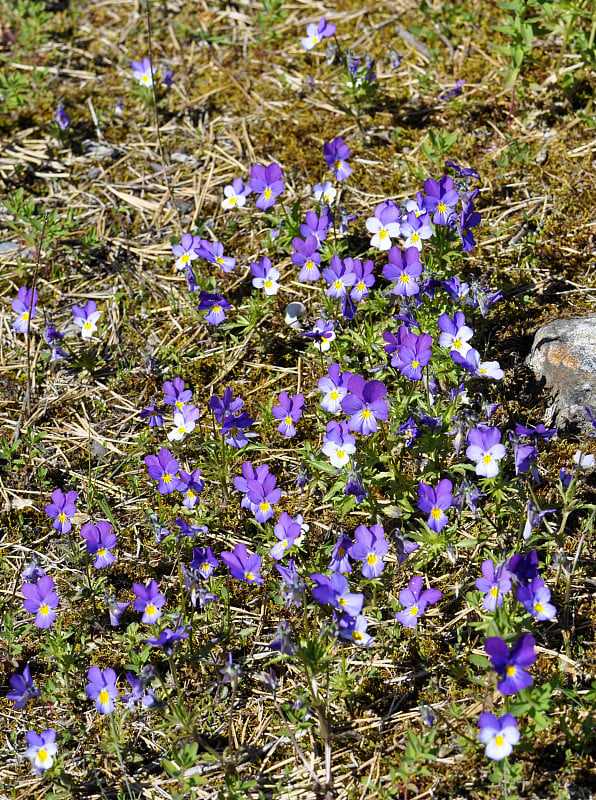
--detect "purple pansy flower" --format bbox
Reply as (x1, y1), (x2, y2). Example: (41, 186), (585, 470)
(247, 470), (281, 523)
(310, 572), (363, 617)
(329, 534), (353, 573)
(349, 524), (388, 579)
(25, 729), (58, 776)
(516, 579), (557, 621)
(12, 287), (38, 333)
(22, 576), (58, 629)
(400, 210), (433, 251)
(172, 234), (201, 271)
(397, 332), (433, 381)
(507, 550), (540, 585)
(132, 579), (166, 624)
(167, 404), (201, 442)
(145, 625), (188, 655)
(322, 253), (356, 298)
(275, 559), (305, 607)
(318, 363), (353, 414)
(177, 468), (204, 508)
(475, 559), (512, 611)
(323, 137), (353, 181)
(451, 348), (504, 379)
(220, 543), (264, 585)
(56, 104), (70, 130)
(417, 479), (453, 533)
(209, 386), (243, 424)
(322, 420), (357, 468)
(7, 664), (39, 709)
(72, 300), (101, 339)
(197, 292), (231, 325)
(395, 576), (441, 628)
(131, 57), (154, 87)
(194, 239), (235, 273)
(251, 256), (280, 295)
(337, 614), (374, 647)
(45, 488), (78, 534)
(105, 595), (130, 627)
(86, 666), (119, 713)
(382, 246), (423, 297)
(522, 502), (555, 541)
(466, 425), (506, 478)
(189, 545), (219, 579)
(349, 258), (375, 302)
(163, 377), (193, 411)
(422, 175), (459, 225)
(140, 403), (163, 427)
(292, 235), (321, 282)
(301, 16), (336, 50)
(341, 375), (388, 435)
(270, 512), (303, 560)
(301, 318), (336, 351)
(80, 521), (117, 568)
(485, 634), (536, 695)
(250, 162), (284, 210)
(300, 210), (329, 245)
(271, 391), (304, 437)
(366, 200), (401, 251)
(145, 448), (180, 493)
(222, 410), (254, 449)
(437, 311), (473, 357)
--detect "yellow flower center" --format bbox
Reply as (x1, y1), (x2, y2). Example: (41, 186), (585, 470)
(212, 305), (221, 314)
(495, 734), (504, 747)
(263, 188), (272, 199)
(146, 603), (156, 616)
(338, 597), (346, 606)
(357, 282), (365, 291)
(505, 665), (515, 676)
(411, 233), (420, 242)
(201, 563), (210, 573)
(39, 604), (49, 616)
(400, 274), (409, 283)
(334, 280), (343, 290)
(187, 490), (195, 499)
(330, 390), (339, 399)
(535, 602), (544, 613)
(410, 605), (419, 616)
(431, 508), (442, 520)
(412, 360), (420, 369)
(337, 449), (345, 459)
(163, 473), (172, 484)
(453, 338), (462, 349)
(260, 502), (270, 513)
(97, 548), (106, 557)
(352, 630), (363, 641)
(379, 229), (387, 239)
(437, 203), (447, 214)
(141, 75), (149, 84)
(284, 415), (293, 426)
(483, 454), (492, 464)
(305, 260), (314, 270)
(38, 748), (48, 762)
(83, 321), (92, 330)
(490, 586), (498, 597)
(245, 571), (254, 581)
(23, 312), (30, 321)
(99, 689), (110, 704)
(366, 553), (377, 565)
(58, 513), (66, 523)
(181, 253), (190, 264)
(216, 257), (224, 266)
(362, 409), (371, 419)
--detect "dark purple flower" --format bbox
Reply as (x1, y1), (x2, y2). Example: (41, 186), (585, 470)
(329, 534), (353, 573)
(247, 470), (281, 523)
(177, 468), (205, 508)
(22, 576), (58, 628)
(221, 410), (254, 449)
(341, 375), (388, 435)
(140, 403), (164, 428)
(132, 579), (165, 624)
(458, 196), (481, 251)
(344, 471), (368, 504)
(144, 448), (180, 494)
(123, 667), (158, 708)
(43, 321), (67, 361)
(300, 318), (336, 351)
(397, 332), (433, 381)
(189, 546), (219, 579)
(45, 488), (78, 534)
(485, 634), (536, 695)
(22, 557), (46, 584)
(209, 386), (243, 424)
(146, 625), (188, 655)
(272, 391), (304, 437)
(80, 520), (117, 568)
(86, 666), (119, 713)
(220, 543), (264, 585)
(417, 479), (453, 532)
(395, 576), (441, 628)
(507, 550), (540, 586)
(445, 160), (479, 180)
(56, 104), (70, 130)
(7, 664), (39, 709)
(395, 533), (419, 564)
(300, 210), (329, 245)
(440, 79), (466, 100)
(250, 162), (284, 210)
(513, 442), (539, 480)
(475, 560), (512, 611)
(197, 292), (231, 325)
(514, 422), (557, 442)
(323, 137), (353, 181)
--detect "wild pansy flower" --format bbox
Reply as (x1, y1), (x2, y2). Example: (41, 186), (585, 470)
(44, 320), (67, 361)
(222, 410), (254, 448)
(175, 518), (204, 540)
(123, 667), (158, 709)
(247, 470), (281, 523)
(451, 347), (504, 379)
(395, 533), (420, 565)
(72, 300), (101, 339)
(182, 567), (217, 608)
(275, 559), (305, 607)
(209, 386), (243, 423)
(573, 449), (595, 469)
(197, 291), (230, 325)
(80, 521), (117, 568)
(399, 416), (420, 446)
(422, 175), (459, 225)
(292, 235), (321, 282)
(7, 664), (39, 709)
(145, 447), (180, 493)
(382, 246), (423, 297)
(318, 363), (353, 414)
(341, 375), (388, 435)
(132, 579), (165, 624)
(301, 16), (336, 50)
(507, 550), (540, 586)
(475, 559), (512, 611)
(45, 488), (78, 534)
(251, 256), (280, 295)
(395, 576), (441, 628)
(350, 524), (389, 579)
(270, 620), (297, 653)
(221, 177), (251, 210)
(512, 441), (539, 480)
(514, 422), (557, 442)
(146, 625), (188, 655)
(234, 461), (271, 511)
(322, 254), (356, 298)
(329, 534), (353, 573)
(56, 104), (70, 130)
(301, 318), (336, 351)
(338, 614), (374, 647)
(400, 210), (433, 251)
(131, 57), (154, 86)
(86, 666), (119, 713)
(195, 239), (235, 273)
(300, 210), (329, 245)
(12, 287), (38, 333)
(190, 546), (219, 579)
(397, 332), (433, 381)
(443, 275), (472, 306)
(348, 258), (375, 302)
(140, 402), (163, 427)
(22, 576), (58, 629)
(271, 391), (304, 437)
(522, 501), (555, 541)
(466, 425), (506, 478)
(167, 404), (201, 442)
(445, 160), (479, 180)
(458, 195), (481, 251)
(313, 180), (336, 205)
(184, 265), (199, 292)
(177, 468), (204, 509)
(417, 479), (453, 533)
(220, 543), (264, 585)
(437, 311), (473, 357)
(322, 420), (356, 468)
(22, 557), (46, 584)
(310, 573), (363, 616)
(478, 713), (520, 761)
(323, 137), (353, 181)
(485, 633), (536, 695)
(172, 233), (201, 271)
(344, 470), (368, 504)
(365, 200), (401, 251)
(163, 377), (192, 411)
(516, 579), (557, 621)
(250, 162), (284, 210)
(270, 512), (303, 559)
(25, 729), (58, 776)
(105, 595), (130, 627)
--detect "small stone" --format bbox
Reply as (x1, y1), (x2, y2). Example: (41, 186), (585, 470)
(526, 315), (596, 433)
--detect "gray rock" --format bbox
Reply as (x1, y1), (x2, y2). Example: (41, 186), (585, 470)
(526, 315), (596, 433)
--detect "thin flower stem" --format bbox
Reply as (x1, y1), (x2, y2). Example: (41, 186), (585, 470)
(24, 213), (47, 418)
